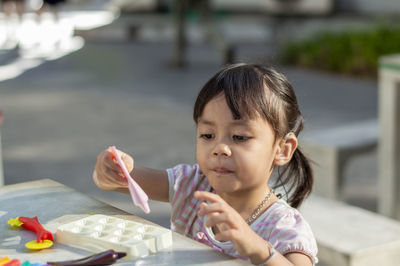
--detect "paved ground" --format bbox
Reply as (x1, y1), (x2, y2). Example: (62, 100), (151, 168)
(0, 0), (378, 240)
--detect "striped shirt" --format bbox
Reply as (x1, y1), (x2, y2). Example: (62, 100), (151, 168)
(167, 164), (318, 264)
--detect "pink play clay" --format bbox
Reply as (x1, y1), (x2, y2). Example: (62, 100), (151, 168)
(109, 146), (150, 214)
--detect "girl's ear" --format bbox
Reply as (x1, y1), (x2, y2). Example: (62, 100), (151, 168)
(274, 132), (298, 166)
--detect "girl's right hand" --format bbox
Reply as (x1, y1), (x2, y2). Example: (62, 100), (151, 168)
(92, 147), (134, 191)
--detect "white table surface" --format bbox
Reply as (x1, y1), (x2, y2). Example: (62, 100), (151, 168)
(0, 179), (249, 265)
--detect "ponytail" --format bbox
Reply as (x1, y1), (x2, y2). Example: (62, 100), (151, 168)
(273, 147), (313, 208)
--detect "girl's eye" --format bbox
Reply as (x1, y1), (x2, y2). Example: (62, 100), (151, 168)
(233, 135), (249, 141)
(200, 134), (214, 140)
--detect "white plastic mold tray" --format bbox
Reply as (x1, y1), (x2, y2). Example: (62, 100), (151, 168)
(56, 214), (172, 259)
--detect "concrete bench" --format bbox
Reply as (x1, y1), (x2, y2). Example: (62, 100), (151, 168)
(113, 0), (334, 65)
(378, 54), (400, 219)
(301, 194), (400, 266)
(300, 119), (378, 199)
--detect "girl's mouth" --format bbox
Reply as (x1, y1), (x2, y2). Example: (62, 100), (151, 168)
(212, 167), (233, 174)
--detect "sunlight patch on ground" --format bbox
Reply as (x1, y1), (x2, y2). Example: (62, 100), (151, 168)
(0, 10), (118, 82)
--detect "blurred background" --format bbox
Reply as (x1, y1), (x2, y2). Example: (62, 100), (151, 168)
(0, 0), (399, 262)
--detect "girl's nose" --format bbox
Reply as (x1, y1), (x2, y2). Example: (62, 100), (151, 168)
(212, 143), (232, 157)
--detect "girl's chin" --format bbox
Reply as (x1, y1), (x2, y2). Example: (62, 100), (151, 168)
(209, 181), (241, 193)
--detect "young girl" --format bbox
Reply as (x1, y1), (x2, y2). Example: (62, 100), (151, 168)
(93, 64), (318, 265)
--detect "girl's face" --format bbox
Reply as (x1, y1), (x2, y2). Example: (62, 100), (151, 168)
(196, 94), (280, 195)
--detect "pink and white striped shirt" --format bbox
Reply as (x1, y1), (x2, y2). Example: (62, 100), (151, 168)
(167, 164), (318, 264)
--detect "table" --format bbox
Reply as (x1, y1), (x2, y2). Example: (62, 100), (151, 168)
(0, 179), (248, 265)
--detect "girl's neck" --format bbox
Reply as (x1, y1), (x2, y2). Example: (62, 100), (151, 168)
(217, 186), (277, 220)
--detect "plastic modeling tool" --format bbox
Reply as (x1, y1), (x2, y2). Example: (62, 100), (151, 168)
(47, 249), (126, 266)
(109, 146), (150, 213)
(8, 216), (54, 250)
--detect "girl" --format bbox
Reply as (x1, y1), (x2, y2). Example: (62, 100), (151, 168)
(93, 64), (318, 265)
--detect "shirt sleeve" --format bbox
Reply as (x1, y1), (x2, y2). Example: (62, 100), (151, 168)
(268, 210), (319, 265)
(167, 164), (202, 203)
(167, 164), (207, 235)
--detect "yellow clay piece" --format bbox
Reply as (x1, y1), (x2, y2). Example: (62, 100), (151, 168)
(8, 217), (23, 227)
(25, 239), (53, 250)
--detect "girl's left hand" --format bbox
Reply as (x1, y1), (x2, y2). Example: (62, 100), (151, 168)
(194, 191), (270, 263)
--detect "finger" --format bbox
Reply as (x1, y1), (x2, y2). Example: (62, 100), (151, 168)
(107, 147), (134, 173)
(204, 212), (236, 229)
(102, 154), (125, 175)
(198, 202), (224, 217)
(93, 170), (121, 190)
(106, 148), (118, 166)
(121, 152), (134, 172)
(106, 167), (127, 185)
(97, 166), (125, 188)
(110, 169), (126, 182)
(92, 170), (101, 187)
(97, 149), (116, 170)
(194, 191), (222, 203)
(98, 156), (123, 180)
(198, 202), (208, 213)
(214, 229), (237, 242)
(203, 212), (223, 227)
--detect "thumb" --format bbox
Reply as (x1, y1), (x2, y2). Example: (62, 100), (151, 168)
(119, 150), (134, 173)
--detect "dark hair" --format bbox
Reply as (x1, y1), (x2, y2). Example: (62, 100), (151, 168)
(193, 63), (313, 208)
